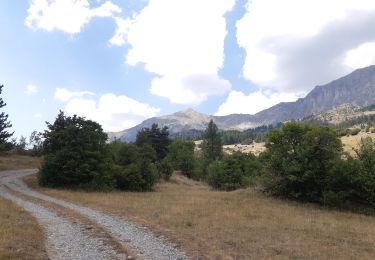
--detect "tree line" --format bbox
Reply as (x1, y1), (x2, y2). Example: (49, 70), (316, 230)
(1, 85), (375, 208)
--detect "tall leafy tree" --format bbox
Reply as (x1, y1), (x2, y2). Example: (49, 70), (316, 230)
(0, 85), (13, 151)
(201, 120), (222, 162)
(262, 122), (342, 202)
(39, 111), (113, 189)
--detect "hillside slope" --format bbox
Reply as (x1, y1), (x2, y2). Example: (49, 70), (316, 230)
(111, 65), (375, 142)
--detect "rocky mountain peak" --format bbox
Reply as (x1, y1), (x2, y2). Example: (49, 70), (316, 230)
(111, 65), (375, 142)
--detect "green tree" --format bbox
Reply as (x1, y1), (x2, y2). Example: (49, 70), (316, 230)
(354, 137), (375, 205)
(0, 85), (13, 152)
(167, 140), (195, 177)
(262, 122), (342, 202)
(135, 123), (170, 161)
(39, 111), (113, 190)
(201, 120), (222, 162)
(207, 152), (260, 191)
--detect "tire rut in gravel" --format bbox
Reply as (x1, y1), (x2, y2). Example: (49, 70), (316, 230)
(1, 170), (188, 260)
(0, 185), (127, 260)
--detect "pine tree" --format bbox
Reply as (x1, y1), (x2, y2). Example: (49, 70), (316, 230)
(202, 120), (222, 162)
(135, 123), (170, 161)
(0, 85), (13, 151)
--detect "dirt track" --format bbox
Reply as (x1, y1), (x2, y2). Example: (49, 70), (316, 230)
(0, 169), (187, 260)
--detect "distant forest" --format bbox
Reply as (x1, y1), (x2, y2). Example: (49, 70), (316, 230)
(170, 123), (282, 145)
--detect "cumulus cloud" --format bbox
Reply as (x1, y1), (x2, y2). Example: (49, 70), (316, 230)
(237, 0), (375, 93)
(215, 90), (298, 116)
(25, 84), (38, 94)
(111, 0), (235, 104)
(64, 93), (160, 131)
(25, 0), (121, 34)
(345, 42), (375, 69)
(54, 88), (94, 102)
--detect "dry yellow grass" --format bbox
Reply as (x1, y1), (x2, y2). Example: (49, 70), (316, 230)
(341, 132), (375, 155)
(0, 197), (47, 259)
(0, 155), (45, 259)
(221, 133), (375, 157)
(0, 155), (42, 170)
(25, 173), (375, 259)
(223, 142), (266, 156)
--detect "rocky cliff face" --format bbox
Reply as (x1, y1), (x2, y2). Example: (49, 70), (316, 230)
(253, 65), (375, 124)
(110, 65), (375, 142)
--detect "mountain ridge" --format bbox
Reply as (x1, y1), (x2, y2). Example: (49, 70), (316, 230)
(109, 65), (375, 142)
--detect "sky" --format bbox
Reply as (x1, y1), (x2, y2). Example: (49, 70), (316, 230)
(1, 0), (375, 139)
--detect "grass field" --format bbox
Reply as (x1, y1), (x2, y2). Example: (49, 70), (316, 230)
(221, 132), (375, 157)
(25, 173), (375, 259)
(0, 197), (48, 260)
(341, 132), (375, 155)
(0, 155), (46, 259)
(0, 155), (42, 170)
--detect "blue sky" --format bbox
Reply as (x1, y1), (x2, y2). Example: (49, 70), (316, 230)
(1, 0), (375, 138)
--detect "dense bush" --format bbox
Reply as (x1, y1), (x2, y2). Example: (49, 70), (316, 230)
(350, 128), (361, 136)
(38, 111), (114, 190)
(114, 160), (158, 191)
(167, 140), (195, 177)
(354, 137), (375, 205)
(261, 122), (343, 202)
(207, 152), (260, 191)
(111, 143), (161, 191)
(260, 122), (375, 206)
(156, 157), (174, 181)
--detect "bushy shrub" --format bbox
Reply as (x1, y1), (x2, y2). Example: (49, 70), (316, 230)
(156, 157), (173, 181)
(167, 140), (195, 177)
(111, 143), (160, 191)
(350, 128), (361, 136)
(207, 152), (260, 191)
(115, 160), (158, 191)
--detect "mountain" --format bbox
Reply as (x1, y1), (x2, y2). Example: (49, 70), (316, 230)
(108, 109), (210, 142)
(302, 103), (375, 125)
(110, 65), (375, 142)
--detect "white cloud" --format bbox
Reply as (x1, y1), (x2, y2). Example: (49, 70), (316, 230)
(64, 93), (160, 131)
(25, 0), (121, 34)
(237, 0), (375, 93)
(54, 88), (94, 102)
(109, 17), (134, 46)
(215, 90), (298, 116)
(112, 0), (235, 104)
(25, 84), (38, 94)
(344, 42), (375, 69)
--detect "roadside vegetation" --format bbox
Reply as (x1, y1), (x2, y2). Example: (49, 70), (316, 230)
(36, 110), (375, 208)
(25, 173), (375, 259)
(0, 196), (48, 259)
(2, 83), (375, 258)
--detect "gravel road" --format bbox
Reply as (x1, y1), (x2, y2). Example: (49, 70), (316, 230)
(0, 169), (187, 260)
